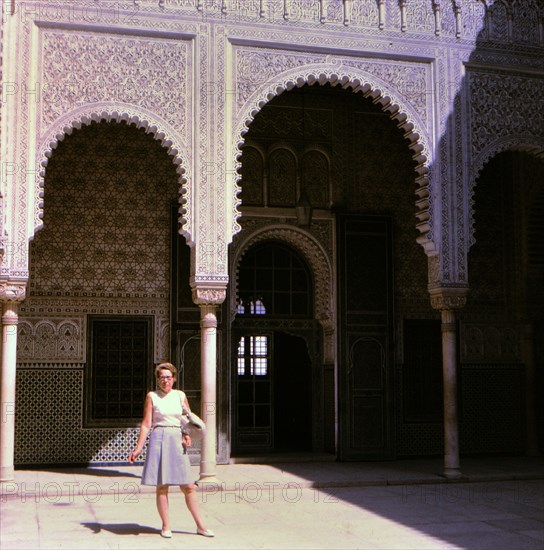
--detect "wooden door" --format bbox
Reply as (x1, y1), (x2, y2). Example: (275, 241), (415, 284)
(337, 214), (394, 460)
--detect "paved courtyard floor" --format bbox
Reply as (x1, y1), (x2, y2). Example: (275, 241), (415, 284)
(1, 457), (543, 549)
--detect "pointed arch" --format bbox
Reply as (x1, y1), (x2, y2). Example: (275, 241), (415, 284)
(35, 104), (194, 245)
(230, 64), (433, 252)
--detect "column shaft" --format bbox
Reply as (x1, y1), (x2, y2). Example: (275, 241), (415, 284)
(0, 302), (19, 482)
(441, 308), (461, 479)
(199, 304), (218, 482)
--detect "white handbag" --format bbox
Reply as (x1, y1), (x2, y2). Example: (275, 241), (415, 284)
(180, 407), (206, 441)
(177, 390), (206, 441)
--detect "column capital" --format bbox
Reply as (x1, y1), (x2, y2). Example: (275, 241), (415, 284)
(429, 285), (468, 311)
(0, 281), (27, 303)
(191, 284), (227, 306)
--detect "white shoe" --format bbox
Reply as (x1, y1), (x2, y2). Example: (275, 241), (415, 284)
(161, 529), (172, 538)
(197, 528), (215, 537)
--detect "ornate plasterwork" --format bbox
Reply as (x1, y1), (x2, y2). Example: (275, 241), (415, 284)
(231, 53), (433, 252)
(467, 69), (544, 248)
(429, 285), (468, 311)
(33, 28), (194, 241)
(20, 299), (171, 363)
(40, 30), (189, 132)
(17, 318), (84, 362)
(469, 71), (544, 160)
(0, 281), (27, 302)
(460, 323), (521, 363)
(192, 287), (228, 306)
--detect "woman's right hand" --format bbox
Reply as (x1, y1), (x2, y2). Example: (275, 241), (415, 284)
(128, 449), (141, 463)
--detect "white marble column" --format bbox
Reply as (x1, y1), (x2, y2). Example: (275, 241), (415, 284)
(0, 301), (19, 482)
(198, 303), (218, 482)
(430, 287), (467, 480)
(441, 308), (462, 479)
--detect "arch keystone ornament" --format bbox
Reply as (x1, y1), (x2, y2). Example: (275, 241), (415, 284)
(430, 285), (469, 480)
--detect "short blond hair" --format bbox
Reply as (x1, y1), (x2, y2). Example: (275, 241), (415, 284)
(155, 362), (177, 379)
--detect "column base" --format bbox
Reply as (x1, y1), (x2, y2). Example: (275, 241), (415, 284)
(0, 466), (15, 483)
(198, 461), (219, 485)
(441, 467), (463, 480)
(197, 475), (221, 488)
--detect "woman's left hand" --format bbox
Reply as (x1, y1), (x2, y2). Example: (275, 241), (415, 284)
(182, 433), (192, 447)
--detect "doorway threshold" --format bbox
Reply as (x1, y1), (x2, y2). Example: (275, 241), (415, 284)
(230, 452), (336, 464)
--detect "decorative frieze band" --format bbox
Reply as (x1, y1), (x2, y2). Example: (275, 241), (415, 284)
(460, 323), (521, 364)
(17, 317), (84, 362)
(17, 313), (171, 364)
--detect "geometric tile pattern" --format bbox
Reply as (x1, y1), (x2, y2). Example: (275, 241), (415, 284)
(459, 365), (525, 455)
(396, 364), (526, 457)
(15, 368), (203, 465)
(395, 366), (443, 457)
(15, 369), (143, 464)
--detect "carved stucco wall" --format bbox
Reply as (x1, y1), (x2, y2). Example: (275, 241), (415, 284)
(36, 28), (193, 240)
(4, 0), (542, 287)
(467, 69), (544, 249)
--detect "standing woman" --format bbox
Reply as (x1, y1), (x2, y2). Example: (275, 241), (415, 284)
(129, 362), (214, 538)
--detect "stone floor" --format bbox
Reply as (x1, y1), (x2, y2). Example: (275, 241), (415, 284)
(1, 456), (543, 549)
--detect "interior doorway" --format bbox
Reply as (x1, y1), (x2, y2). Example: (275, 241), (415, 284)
(234, 330), (312, 454)
(232, 241), (315, 454)
(273, 331), (312, 451)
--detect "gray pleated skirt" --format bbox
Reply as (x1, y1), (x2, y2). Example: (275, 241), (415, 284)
(141, 427), (193, 486)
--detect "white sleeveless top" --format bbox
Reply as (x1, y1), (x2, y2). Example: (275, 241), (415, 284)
(150, 389), (186, 427)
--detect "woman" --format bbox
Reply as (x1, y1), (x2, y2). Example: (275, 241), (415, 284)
(129, 362), (214, 538)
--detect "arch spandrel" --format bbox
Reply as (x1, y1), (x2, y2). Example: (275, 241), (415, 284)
(35, 104), (194, 246)
(229, 63), (434, 254)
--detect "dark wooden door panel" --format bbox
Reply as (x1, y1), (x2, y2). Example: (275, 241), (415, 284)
(338, 214), (394, 460)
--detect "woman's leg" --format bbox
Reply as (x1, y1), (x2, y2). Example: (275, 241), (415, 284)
(180, 484), (207, 531)
(156, 485), (170, 530)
